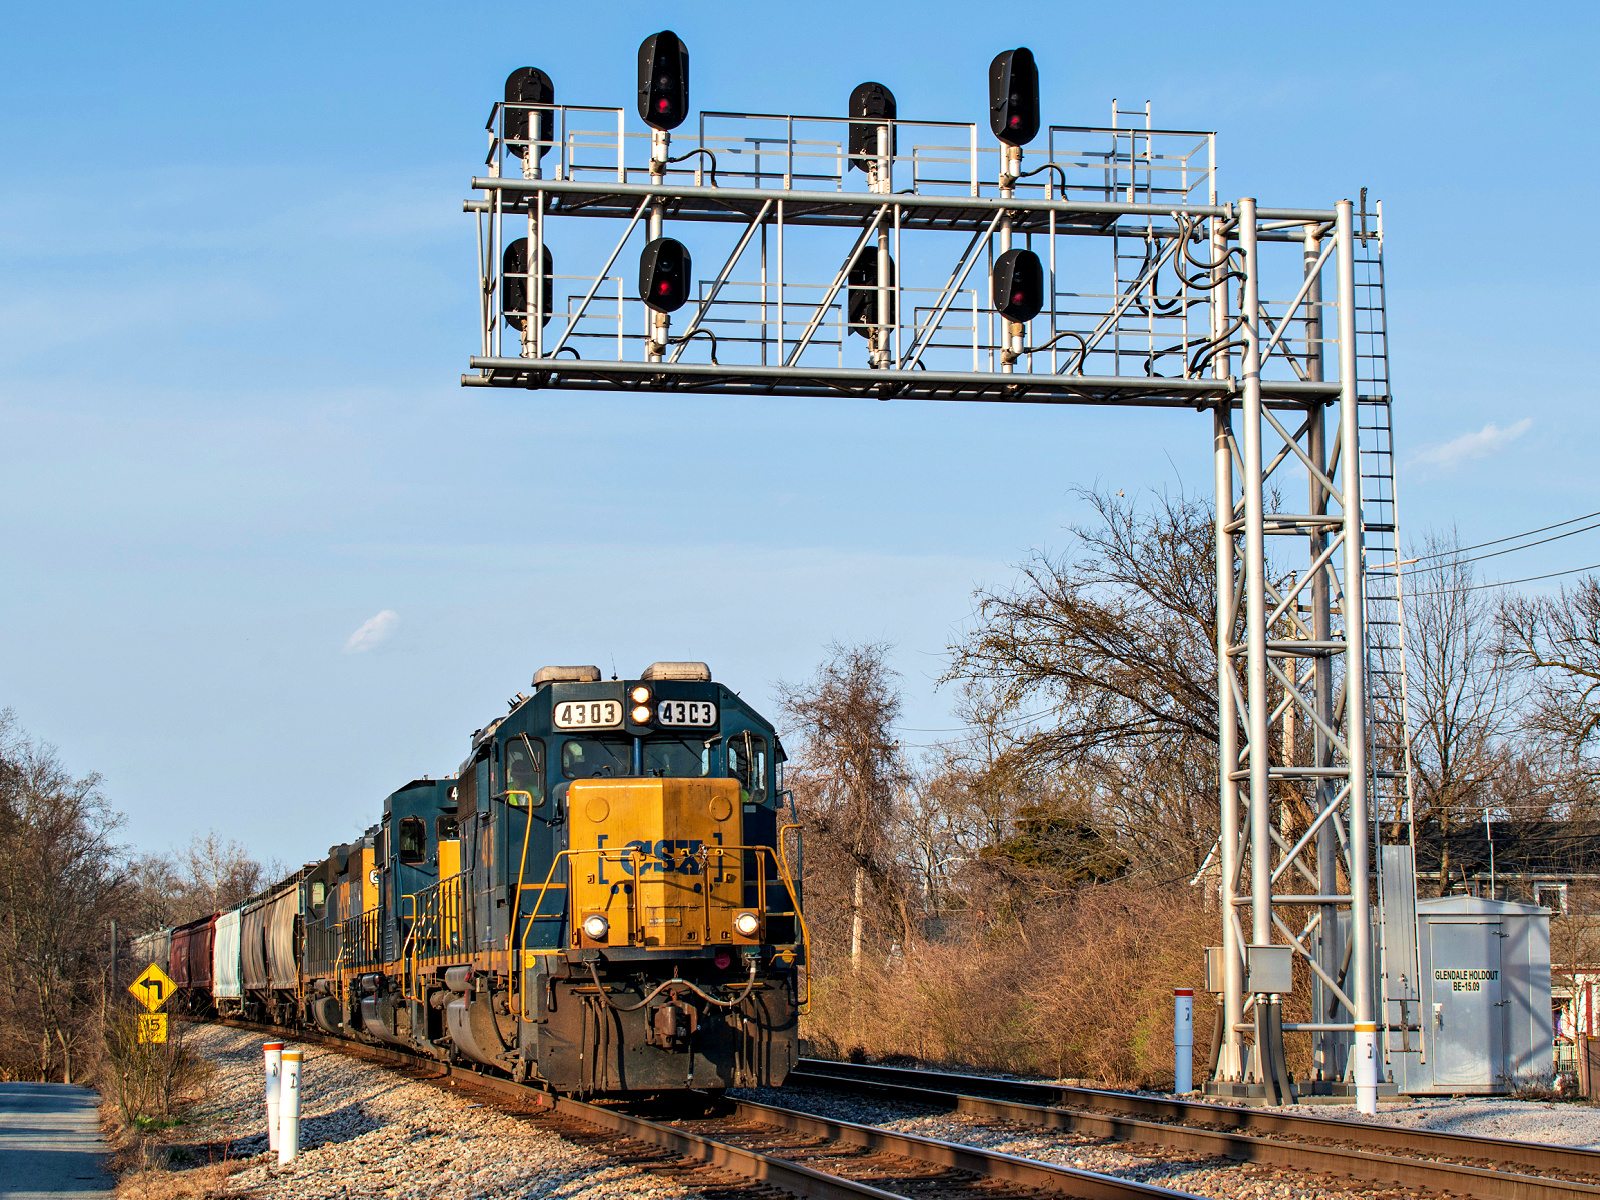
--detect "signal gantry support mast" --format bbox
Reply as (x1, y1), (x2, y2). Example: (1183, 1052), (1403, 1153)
(461, 32), (1418, 1112)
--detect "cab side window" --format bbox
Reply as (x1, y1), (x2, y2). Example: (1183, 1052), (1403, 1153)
(398, 816), (427, 864)
(504, 736), (545, 806)
(727, 733), (768, 803)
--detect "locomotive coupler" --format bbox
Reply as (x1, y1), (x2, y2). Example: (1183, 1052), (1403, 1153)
(647, 989), (699, 1051)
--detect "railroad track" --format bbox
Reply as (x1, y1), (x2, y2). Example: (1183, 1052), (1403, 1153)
(206, 1019), (1193, 1200)
(789, 1058), (1600, 1200)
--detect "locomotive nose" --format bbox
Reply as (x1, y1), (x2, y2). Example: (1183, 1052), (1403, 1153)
(568, 776), (745, 950)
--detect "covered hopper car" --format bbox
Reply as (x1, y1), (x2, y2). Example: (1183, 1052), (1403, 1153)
(127, 661), (807, 1096)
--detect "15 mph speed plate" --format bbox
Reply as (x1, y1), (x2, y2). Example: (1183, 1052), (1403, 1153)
(657, 699), (717, 727)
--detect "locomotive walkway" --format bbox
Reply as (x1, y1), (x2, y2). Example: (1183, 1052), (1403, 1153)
(0, 1083), (115, 1199)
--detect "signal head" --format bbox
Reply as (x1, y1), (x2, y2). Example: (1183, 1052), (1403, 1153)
(503, 67), (554, 160)
(847, 81), (898, 169)
(637, 30), (689, 131)
(992, 248), (1044, 323)
(639, 236), (692, 313)
(988, 47), (1040, 146)
(502, 239), (554, 330)
(846, 251), (896, 335)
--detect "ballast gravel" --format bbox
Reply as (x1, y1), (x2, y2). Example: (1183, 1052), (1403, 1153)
(1286, 1095), (1600, 1147)
(179, 1024), (702, 1200)
(732, 1085), (1431, 1200)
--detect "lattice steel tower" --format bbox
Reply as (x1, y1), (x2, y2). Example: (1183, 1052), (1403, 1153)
(461, 33), (1418, 1112)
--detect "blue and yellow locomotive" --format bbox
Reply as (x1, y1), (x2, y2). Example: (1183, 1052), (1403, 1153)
(291, 660), (807, 1093)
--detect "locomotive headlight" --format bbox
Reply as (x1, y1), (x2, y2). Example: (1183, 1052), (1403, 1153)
(733, 912), (761, 938)
(630, 685), (651, 704)
(631, 704), (652, 723)
(582, 914), (609, 940)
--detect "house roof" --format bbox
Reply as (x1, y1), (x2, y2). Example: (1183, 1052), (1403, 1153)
(1402, 820), (1600, 877)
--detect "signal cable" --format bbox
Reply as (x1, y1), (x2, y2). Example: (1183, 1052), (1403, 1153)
(665, 147), (719, 188)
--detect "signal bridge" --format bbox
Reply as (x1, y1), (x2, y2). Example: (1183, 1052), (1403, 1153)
(462, 32), (1417, 1114)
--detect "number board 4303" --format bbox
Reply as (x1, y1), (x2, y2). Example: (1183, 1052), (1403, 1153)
(657, 700), (718, 727)
(554, 700), (623, 729)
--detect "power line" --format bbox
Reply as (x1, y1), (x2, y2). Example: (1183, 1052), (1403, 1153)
(1409, 508), (1600, 563)
(1404, 518), (1600, 576)
(1405, 560), (1600, 599)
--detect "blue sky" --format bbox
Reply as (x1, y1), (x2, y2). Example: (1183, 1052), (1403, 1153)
(3, 2), (1596, 864)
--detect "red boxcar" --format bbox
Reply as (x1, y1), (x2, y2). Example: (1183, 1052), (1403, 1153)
(169, 914), (218, 995)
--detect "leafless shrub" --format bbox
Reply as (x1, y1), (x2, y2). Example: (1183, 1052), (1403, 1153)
(803, 881), (1219, 1085)
(101, 1005), (214, 1127)
(1509, 1071), (1562, 1101)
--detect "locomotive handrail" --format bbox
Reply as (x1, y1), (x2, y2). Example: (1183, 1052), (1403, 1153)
(516, 843), (807, 1022)
(405, 871), (468, 980)
(777, 823), (813, 1013)
(507, 795), (538, 1011)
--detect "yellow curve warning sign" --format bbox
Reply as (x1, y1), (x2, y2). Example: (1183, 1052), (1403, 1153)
(137, 1013), (168, 1044)
(129, 963), (176, 1012)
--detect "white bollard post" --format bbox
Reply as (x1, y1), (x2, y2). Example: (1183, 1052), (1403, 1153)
(262, 1042), (284, 1151)
(1174, 988), (1195, 1094)
(1355, 1021), (1379, 1115)
(278, 1050), (302, 1165)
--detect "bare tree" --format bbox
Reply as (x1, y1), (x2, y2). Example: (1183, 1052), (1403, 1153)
(943, 487), (1229, 877)
(174, 832), (269, 921)
(1501, 576), (1600, 808)
(1404, 533), (1514, 892)
(0, 711), (129, 1082)
(123, 832), (275, 933)
(778, 641), (914, 969)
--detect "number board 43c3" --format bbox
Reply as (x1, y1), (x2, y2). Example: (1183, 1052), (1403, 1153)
(658, 700), (718, 727)
(554, 700), (623, 729)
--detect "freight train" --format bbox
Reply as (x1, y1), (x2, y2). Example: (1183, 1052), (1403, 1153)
(131, 662), (806, 1095)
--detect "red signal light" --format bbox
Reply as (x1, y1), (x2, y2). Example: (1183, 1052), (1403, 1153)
(989, 48), (1040, 146)
(992, 248), (1045, 323)
(637, 31), (689, 131)
(640, 237), (692, 313)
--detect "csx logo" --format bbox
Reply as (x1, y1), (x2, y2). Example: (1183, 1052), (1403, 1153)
(623, 839), (704, 873)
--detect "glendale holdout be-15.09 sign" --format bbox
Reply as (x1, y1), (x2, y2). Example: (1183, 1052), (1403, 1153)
(1436, 968), (1499, 993)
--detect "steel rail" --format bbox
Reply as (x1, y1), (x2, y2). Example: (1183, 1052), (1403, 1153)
(204, 1019), (1189, 1200)
(728, 1098), (1197, 1200)
(791, 1060), (1600, 1200)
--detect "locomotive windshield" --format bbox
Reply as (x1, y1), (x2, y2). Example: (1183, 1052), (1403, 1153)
(556, 725), (770, 794)
(561, 738), (629, 778)
(642, 737), (709, 778)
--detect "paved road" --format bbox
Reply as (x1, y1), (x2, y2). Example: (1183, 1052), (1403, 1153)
(0, 1084), (114, 1199)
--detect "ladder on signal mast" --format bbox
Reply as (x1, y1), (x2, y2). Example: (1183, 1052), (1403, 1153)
(1350, 194), (1421, 1061)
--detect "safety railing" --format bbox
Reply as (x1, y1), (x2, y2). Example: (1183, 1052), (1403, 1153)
(336, 907), (384, 972)
(400, 871), (469, 1002)
(516, 842), (809, 1019)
